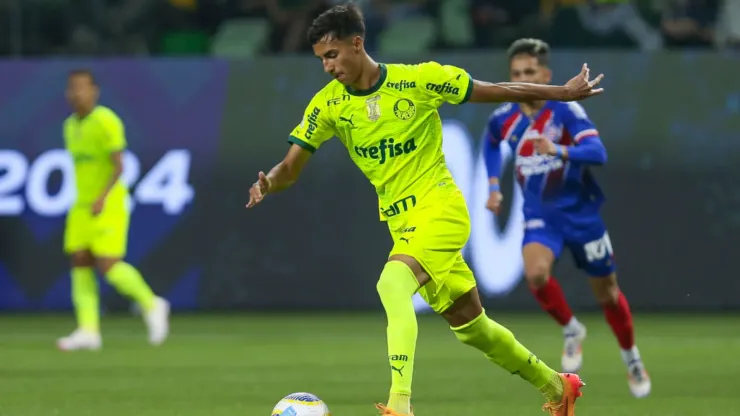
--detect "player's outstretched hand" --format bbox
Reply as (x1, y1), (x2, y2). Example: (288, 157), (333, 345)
(563, 63), (604, 101)
(486, 191), (504, 215)
(246, 171), (271, 209)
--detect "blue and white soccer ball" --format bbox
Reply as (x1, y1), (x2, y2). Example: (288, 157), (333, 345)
(271, 392), (331, 416)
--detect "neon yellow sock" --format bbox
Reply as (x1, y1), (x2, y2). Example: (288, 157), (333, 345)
(377, 261), (420, 414)
(452, 311), (563, 401)
(105, 262), (156, 312)
(71, 267), (99, 332)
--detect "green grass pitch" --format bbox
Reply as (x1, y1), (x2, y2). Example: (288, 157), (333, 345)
(1, 312), (738, 416)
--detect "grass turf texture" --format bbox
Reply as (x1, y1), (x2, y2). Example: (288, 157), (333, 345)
(1, 313), (738, 416)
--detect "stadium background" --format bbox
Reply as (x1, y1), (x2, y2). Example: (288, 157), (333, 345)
(1, 1), (739, 415)
(2, 53), (739, 312)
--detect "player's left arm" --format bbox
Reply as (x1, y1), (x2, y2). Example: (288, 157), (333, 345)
(469, 63), (604, 103)
(533, 102), (607, 165)
(95, 112), (126, 212)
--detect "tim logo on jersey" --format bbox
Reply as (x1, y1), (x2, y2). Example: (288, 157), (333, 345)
(354, 137), (417, 164)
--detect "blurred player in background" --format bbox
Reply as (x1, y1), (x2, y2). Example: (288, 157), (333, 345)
(247, 4), (605, 415)
(57, 69), (170, 351)
(483, 39), (650, 398)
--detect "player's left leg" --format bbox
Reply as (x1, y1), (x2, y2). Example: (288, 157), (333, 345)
(587, 273), (649, 397)
(437, 275), (584, 416)
(92, 207), (170, 346)
(567, 223), (650, 398)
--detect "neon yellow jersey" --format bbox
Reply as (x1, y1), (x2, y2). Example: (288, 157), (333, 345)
(63, 105), (128, 206)
(288, 62), (473, 220)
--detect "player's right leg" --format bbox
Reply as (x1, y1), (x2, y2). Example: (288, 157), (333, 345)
(59, 206), (102, 351)
(523, 226), (586, 373)
(375, 254), (426, 416)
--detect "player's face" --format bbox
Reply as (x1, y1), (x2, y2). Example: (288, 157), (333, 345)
(312, 36), (363, 85)
(66, 74), (99, 111)
(509, 55), (551, 85)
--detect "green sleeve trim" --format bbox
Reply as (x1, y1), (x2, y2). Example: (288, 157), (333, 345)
(458, 73), (474, 105)
(288, 135), (316, 153)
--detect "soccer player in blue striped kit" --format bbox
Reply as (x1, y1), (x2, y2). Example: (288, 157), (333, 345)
(484, 38), (651, 398)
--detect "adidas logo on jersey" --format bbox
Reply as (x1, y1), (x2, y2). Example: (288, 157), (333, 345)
(354, 138), (418, 164)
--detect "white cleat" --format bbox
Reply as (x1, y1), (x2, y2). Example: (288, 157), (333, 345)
(561, 320), (587, 373)
(57, 329), (102, 351)
(144, 297), (170, 346)
(623, 347), (651, 398)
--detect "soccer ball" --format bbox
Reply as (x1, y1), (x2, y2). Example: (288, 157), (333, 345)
(271, 392), (331, 416)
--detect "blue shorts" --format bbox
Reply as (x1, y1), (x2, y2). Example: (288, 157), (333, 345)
(522, 212), (616, 277)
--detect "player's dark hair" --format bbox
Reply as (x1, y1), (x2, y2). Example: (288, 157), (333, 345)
(307, 2), (366, 45)
(507, 38), (550, 66)
(69, 69), (97, 85)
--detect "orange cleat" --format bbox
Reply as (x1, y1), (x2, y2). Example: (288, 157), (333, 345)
(375, 403), (414, 416)
(542, 373), (585, 416)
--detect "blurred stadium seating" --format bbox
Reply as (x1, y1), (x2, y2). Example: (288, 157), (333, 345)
(1, 0), (738, 56)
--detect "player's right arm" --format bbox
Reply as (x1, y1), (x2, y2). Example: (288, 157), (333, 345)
(246, 93), (334, 209)
(483, 113), (504, 214)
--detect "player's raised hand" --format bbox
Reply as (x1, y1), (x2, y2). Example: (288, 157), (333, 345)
(246, 171), (271, 208)
(486, 190), (504, 215)
(563, 63), (604, 101)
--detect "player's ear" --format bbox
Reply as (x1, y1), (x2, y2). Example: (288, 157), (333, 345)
(544, 67), (553, 84)
(352, 36), (362, 53)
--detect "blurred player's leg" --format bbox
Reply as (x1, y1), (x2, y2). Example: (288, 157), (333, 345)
(569, 222), (650, 398)
(523, 236), (587, 373)
(59, 209), (102, 351)
(58, 253), (103, 351)
(376, 259), (421, 415)
(589, 274), (650, 398)
(93, 207), (170, 346)
(98, 258), (170, 346)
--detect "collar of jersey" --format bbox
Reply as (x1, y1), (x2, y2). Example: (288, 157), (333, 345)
(345, 64), (387, 97)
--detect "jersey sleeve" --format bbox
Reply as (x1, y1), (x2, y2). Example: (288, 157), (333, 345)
(483, 113), (503, 179)
(562, 102), (600, 143)
(100, 111), (127, 153)
(418, 61), (474, 107)
(287, 93), (335, 153)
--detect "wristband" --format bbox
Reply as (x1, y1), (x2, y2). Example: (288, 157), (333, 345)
(489, 183), (500, 193)
(555, 145), (563, 158)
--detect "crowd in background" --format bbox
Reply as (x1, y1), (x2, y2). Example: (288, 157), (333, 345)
(0, 0), (738, 56)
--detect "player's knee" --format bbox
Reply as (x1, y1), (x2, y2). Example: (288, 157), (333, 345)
(96, 258), (120, 275)
(376, 261), (418, 301)
(524, 265), (550, 289)
(590, 274), (619, 306)
(70, 251), (95, 268)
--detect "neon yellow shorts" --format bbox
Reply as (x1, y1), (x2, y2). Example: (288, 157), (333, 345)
(64, 202), (129, 258)
(387, 186), (477, 313)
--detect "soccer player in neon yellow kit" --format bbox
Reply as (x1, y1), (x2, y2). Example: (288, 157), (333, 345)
(247, 4), (604, 415)
(57, 69), (170, 351)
